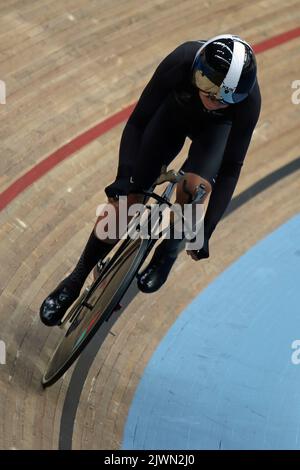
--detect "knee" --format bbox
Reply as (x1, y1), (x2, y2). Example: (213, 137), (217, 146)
(94, 193), (145, 241)
(176, 173), (212, 205)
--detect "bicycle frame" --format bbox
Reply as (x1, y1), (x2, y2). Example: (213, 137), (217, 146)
(58, 169), (184, 328)
(42, 166), (207, 387)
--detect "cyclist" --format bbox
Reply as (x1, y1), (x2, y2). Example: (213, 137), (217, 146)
(40, 34), (261, 326)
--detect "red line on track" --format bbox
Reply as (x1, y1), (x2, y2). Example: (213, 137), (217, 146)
(253, 26), (300, 54)
(1, 26), (300, 212)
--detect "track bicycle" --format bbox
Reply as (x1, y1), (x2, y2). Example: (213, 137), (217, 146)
(42, 166), (205, 387)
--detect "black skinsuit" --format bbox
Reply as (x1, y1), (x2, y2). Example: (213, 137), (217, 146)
(105, 41), (261, 242)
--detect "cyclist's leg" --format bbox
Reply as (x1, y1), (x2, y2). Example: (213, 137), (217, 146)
(96, 97), (186, 261)
(40, 195), (140, 326)
(39, 222), (117, 325)
(40, 99), (186, 323)
(137, 120), (232, 293)
(105, 94), (186, 199)
(94, 99), (187, 276)
(101, 96), (186, 250)
(181, 121), (232, 191)
(164, 119), (232, 251)
(129, 99), (187, 193)
(180, 120), (232, 249)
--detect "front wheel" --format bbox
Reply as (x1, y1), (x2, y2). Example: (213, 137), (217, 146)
(42, 236), (149, 388)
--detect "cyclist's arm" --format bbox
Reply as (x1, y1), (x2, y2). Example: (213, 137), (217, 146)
(203, 83), (261, 243)
(116, 43), (191, 178)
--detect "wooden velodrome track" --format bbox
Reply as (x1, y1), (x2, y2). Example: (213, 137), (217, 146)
(0, 0), (299, 450)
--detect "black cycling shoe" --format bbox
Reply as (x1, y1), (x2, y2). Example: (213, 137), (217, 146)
(39, 279), (81, 327)
(137, 251), (177, 294)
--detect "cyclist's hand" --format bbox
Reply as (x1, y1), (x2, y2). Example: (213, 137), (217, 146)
(186, 238), (209, 261)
